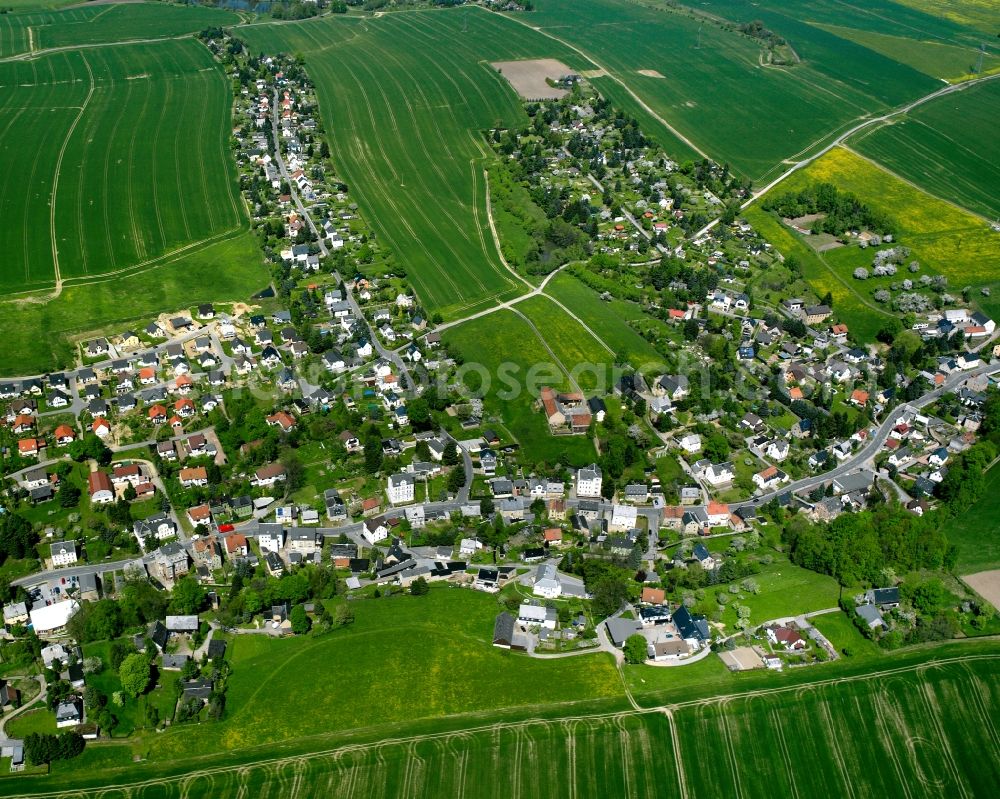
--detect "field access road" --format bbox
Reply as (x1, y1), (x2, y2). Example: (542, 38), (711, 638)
(692, 70), (1000, 240)
(731, 360), (1000, 510)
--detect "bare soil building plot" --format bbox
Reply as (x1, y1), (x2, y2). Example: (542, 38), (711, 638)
(492, 58), (574, 100)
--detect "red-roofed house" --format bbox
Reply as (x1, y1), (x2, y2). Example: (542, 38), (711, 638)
(54, 424), (76, 445)
(18, 438), (42, 457)
(149, 404), (167, 424)
(542, 528), (563, 546)
(766, 624), (806, 651)
(641, 587), (666, 605)
(850, 389), (869, 407)
(266, 411), (296, 432)
(93, 417), (111, 438)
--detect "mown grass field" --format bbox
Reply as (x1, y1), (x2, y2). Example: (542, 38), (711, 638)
(241, 9), (593, 320)
(0, 38), (244, 292)
(516, 294), (614, 393)
(9, 644), (1000, 798)
(850, 78), (1000, 219)
(751, 146), (1000, 340)
(518, 0), (940, 183)
(443, 309), (597, 466)
(544, 272), (667, 372)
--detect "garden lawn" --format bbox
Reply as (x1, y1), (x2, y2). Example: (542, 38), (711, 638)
(5, 707), (57, 738)
(715, 558), (841, 633)
(809, 610), (884, 659)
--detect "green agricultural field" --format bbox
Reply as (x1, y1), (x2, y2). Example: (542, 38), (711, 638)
(241, 10), (593, 320)
(516, 295), (614, 393)
(0, 38), (245, 293)
(810, 23), (999, 82)
(850, 78), (1000, 219)
(750, 146), (1000, 340)
(942, 464), (1000, 575)
(895, 0), (1000, 35)
(33, 2), (241, 50)
(443, 310), (597, 466)
(517, 0), (939, 183)
(9, 644), (1000, 798)
(0, 5), (100, 57)
(0, 230), (267, 375)
(544, 272), (667, 372)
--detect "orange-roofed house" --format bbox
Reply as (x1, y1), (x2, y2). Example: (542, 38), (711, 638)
(12, 414), (34, 434)
(174, 398), (196, 417)
(54, 424), (76, 445)
(266, 411), (296, 432)
(92, 417), (111, 438)
(224, 534), (249, 558)
(706, 501), (731, 527)
(179, 466), (208, 487)
(788, 386), (804, 401)
(139, 367), (157, 385)
(18, 438), (42, 457)
(542, 528), (564, 546)
(174, 374), (194, 394)
(188, 504), (212, 526)
(850, 389), (869, 407)
(641, 587), (666, 605)
(149, 404), (167, 424)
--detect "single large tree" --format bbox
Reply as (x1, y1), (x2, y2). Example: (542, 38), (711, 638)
(118, 653), (151, 698)
(623, 634), (648, 665)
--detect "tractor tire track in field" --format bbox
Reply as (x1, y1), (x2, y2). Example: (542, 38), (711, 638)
(317, 49), (461, 307)
(125, 46), (157, 261)
(48, 51), (94, 298)
(871, 688), (914, 799)
(338, 45), (488, 298)
(770, 707), (800, 799)
(99, 71), (134, 270)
